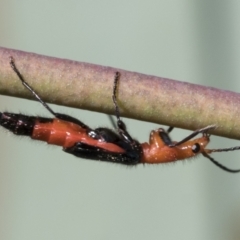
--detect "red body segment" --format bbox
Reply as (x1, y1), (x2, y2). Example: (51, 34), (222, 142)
(32, 118), (125, 153)
(141, 129), (210, 163)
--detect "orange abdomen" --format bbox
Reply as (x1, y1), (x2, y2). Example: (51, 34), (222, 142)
(32, 118), (125, 152)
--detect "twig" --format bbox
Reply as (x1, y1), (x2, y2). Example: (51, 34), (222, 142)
(0, 46), (240, 139)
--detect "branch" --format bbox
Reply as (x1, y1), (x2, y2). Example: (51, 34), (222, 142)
(0, 46), (240, 140)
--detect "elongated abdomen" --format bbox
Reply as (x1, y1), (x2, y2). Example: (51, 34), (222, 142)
(32, 118), (125, 152)
(0, 112), (125, 153)
(0, 112), (52, 136)
(0, 112), (87, 147)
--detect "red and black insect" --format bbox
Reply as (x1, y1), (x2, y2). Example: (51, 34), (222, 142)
(1, 57), (240, 173)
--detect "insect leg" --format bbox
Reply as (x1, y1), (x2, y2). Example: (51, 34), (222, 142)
(10, 56), (57, 116)
(9, 57), (89, 129)
(167, 126), (174, 133)
(169, 124), (216, 147)
(112, 72), (135, 143)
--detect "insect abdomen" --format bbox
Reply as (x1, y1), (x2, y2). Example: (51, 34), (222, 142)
(0, 112), (52, 136)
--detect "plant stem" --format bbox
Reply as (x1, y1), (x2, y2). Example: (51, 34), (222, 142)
(0, 46), (240, 140)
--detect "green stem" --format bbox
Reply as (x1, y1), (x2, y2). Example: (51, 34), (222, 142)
(0, 46), (240, 139)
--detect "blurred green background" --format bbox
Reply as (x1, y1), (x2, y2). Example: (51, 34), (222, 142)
(1, 1), (240, 240)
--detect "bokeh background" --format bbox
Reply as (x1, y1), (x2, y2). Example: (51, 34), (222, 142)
(1, 1), (240, 240)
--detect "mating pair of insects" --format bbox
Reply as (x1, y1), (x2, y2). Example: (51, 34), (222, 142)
(1, 57), (240, 173)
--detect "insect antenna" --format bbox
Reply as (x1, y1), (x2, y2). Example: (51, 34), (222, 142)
(206, 146), (240, 153)
(9, 56), (57, 117)
(202, 152), (240, 173)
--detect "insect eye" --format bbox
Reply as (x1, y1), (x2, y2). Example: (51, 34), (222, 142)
(192, 143), (201, 153)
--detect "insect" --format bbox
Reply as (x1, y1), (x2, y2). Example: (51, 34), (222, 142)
(2, 57), (240, 173)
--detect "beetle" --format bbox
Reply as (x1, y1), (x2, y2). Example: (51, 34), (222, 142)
(2, 56), (240, 173)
